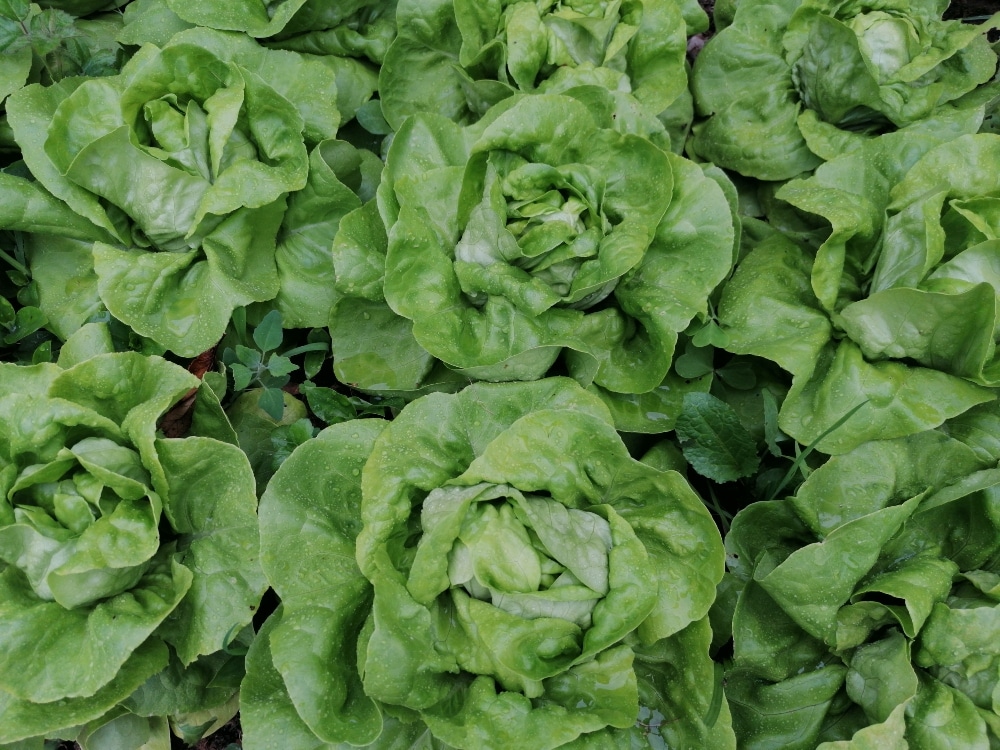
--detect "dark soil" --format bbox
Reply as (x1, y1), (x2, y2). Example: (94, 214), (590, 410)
(945, 0), (1000, 19)
(188, 717), (242, 750)
(52, 716), (242, 750)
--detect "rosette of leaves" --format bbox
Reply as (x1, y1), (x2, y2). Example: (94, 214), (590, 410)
(116, 0), (389, 128)
(378, 0), (704, 151)
(0, 351), (266, 746)
(689, 0), (1000, 181)
(1, 30), (328, 355)
(242, 378), (732, 749)
(329, 93), (734, 428)
(717, 127), (1000, 454)
(717, 417), (1000, 747)
(127, 27), (381, 329)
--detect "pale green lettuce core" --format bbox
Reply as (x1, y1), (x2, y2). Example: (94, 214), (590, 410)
(848, 12), (920, 84)
(246, 378), (732, 749)
(414, 483), (614, 634)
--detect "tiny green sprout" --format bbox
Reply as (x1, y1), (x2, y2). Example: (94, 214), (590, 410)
(222, 309), (329, 419)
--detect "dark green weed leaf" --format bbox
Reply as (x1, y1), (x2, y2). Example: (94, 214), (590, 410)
(265, 354), (297, 378)
(762, 388), (783, 458)
(3, 305), (45, 343)
(229, 363), (252, 392)
(253, 310), (284, 353)
(31, 338), (52, 364)
(716, 359), (757, 390)
(675, 343), (715, 379)
(300, 381), (356, 424)
(675, 392), (759, 483)
(303, 329), (330, 380)
(0, 0), (30, 21)
(235, 345), (262, 370)
(258, 387), (286, 421)
(692, 321), (730, 348)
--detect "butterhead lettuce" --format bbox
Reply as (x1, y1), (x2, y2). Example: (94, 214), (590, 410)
(720, 423), (1000, 747)
(4, 30), (324, 355)
(329, 93), (734, 428)
(379, 0), (703, 150)
(0, 352), (265, 745)
(718, 130), (1000, 453)
(242, 378), (732, 749)
(689, 0), (1000, 180)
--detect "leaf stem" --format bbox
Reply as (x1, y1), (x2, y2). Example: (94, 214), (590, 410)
(767, 400), (869, 501)
(0, 247), (29, 277)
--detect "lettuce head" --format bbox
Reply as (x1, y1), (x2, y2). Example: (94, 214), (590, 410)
(329, 93), (734, 430)
(690, 0), (1000, 180)
(3, 30), (330, 355)
(720, 418), (1000, 747)
(242, 378), (732, 749)
(0, 352), (265, 745)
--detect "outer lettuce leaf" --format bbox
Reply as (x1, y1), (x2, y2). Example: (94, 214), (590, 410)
(148, 437), (266, 664)
(259, 419), (387, 746)
(0, 554), (190, 704)
(272, 139), (382, 328)
(776, 115), (982, 312)
(264, 1), (398, 65)
(839, 283), (997, 381)
(757, 493), (924, 643)
(162, 0), (391, 48)
(164, 0), (310, 37)
(778, 340), (993, 453)
(725, 663), (849, 749)
(242, 606), (452, 750)
(718, 232), (831, 381)
(0, 641), (169, 745)
(17, 233), (104, 342)
(626, 617), (736, 749)
(7, 78), (129, 243)
(121, 646), (247, 723)
(0, 172), (113, 244)
(117, 0), (193, 46)
(719, 183), (996, 453)
(817, 699), (908, 749)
